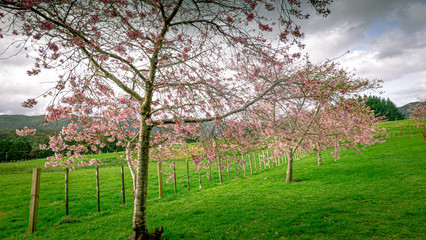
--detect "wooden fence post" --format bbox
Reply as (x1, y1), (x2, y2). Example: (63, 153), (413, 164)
(173, 160), (177, 194)
(96, 166), (100, 213)
(249, 153), (253, 175)
(253, 153), (257, 172)
(158, 161), (163, 198)
(28, 168), (41, 234)
(198, 169), (202, 189)
(65, 168), (69, 216)
(186, 159), (190, 191)
(218, 157), (223, 184)
(242, 153), (247, 177)
(121, 165), (125, 205)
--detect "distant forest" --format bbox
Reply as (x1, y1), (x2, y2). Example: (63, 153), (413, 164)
(0, 129), (55, 162)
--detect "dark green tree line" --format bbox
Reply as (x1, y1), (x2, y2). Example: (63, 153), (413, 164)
(365, 96), (405, 121)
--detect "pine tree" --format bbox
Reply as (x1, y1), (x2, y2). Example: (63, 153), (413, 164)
(365, 96), (405, 121)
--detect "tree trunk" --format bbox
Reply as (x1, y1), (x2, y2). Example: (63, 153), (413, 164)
(218, 156), (222, 184)
(125, 143), (136, 192)
(317, 150), (322, 165)
(285, 152), (294, 182)
(132, 116), (152, 239)
(157, 161), (163, 198)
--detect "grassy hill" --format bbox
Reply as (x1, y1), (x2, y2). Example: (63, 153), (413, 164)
(0, 132), (424, 239)
(0, 115), (70, 130)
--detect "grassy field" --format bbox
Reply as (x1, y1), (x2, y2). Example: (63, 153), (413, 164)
(0, 121), (425, 239)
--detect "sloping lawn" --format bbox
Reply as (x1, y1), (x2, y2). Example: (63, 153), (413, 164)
(1, 135), (425, 239)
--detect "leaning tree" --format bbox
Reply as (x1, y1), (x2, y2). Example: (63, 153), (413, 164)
(0, 0), (332, 238)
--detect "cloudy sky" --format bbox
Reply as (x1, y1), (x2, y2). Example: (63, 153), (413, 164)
(0, 0), (425, 115)
(297, 0), (426, 106)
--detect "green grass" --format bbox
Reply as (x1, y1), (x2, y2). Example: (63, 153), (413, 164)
(1, 135), (425, 239)
(375, 119), (419, 129)
(375, 119), (425, 137)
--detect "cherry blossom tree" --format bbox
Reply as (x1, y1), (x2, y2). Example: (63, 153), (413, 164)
(0, 0), (332, 238)
(408, 101), (426, 125)
(258, 61), (382, 182)
(408, 101), (426, 140)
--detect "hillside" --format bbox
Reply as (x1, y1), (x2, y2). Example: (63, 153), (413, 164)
(398, 101), (420, 118)
(0, 115), (70, 130)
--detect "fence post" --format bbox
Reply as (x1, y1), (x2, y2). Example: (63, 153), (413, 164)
(218, 156), (222, 184)
(121, 165), (125, 205)
(65, 168), (69, 216)
(249, 153), (253, 175)
(157, 161), (164, 198)
(96, 166), (100, 213)
(186, 159), (190, 191)
(173, 160), (177, 194)
(253, 153), (257, 172)
(242, 153), (247, 177)
(28, 168), (41, 234)
(198, 169), (202, 189)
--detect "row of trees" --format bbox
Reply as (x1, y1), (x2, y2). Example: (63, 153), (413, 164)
(0, 1), (387, 239)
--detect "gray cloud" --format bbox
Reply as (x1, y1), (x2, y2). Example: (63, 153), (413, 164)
(295, 0), (426, 106)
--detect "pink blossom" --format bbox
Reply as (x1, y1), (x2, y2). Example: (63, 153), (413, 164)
(246, 13), (254, 21)
(78, 161), (87, 166)
(265, 4), (275, 11)
(258, 23), (272, 32)
(21, 98), (38, 108)
(33, 33), (42, 39)
(40, 21), (54, 31)
(48, 43), (59, 52)
(16, 126), (37, 136)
